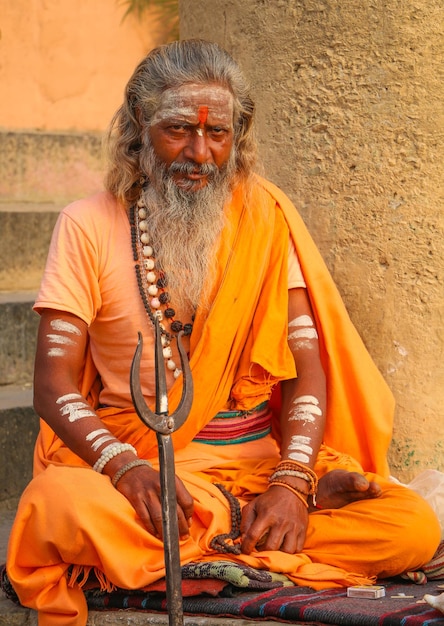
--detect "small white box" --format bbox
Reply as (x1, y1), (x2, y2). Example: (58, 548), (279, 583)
(347, 585), (386, 599)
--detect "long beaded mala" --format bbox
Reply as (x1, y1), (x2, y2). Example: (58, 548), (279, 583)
(209, 483), (242, 555)
(129, 187), (258, 555)
(129, 192), (193, 378)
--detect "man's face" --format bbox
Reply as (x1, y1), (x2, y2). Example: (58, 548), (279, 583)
(149, 83), (235, 192)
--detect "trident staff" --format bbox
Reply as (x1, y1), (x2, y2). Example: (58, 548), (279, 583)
(130, 321), (193, 626)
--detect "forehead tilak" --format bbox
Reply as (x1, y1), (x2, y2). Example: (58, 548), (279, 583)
(150, 84), (233, 125)
(198, 105), (209, 124)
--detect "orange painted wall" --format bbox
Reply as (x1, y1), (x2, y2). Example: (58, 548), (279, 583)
(0, 0), (164, 131)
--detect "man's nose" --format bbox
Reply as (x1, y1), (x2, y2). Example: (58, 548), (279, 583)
(183, 129), (211, 163)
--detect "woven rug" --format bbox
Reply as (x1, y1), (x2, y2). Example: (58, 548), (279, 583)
(2, 560), (444, 624)
(84, 577), (444, 625)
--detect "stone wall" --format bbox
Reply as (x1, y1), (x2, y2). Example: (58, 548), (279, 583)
(180, 0), (444, 481)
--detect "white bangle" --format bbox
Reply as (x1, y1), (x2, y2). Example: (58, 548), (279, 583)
(112, 459), (152, 487)
(92, 442), (137, 473)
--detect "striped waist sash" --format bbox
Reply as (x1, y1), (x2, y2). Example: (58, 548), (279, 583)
(193, 401), (271, 445)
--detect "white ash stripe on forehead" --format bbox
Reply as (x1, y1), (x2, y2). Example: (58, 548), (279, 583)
(47, 334), (76, 346)
(151, 105), (197, 124)
(50, 319), (82, 335)
(150, 84), (234, 126)
(289, 315), (314, 328)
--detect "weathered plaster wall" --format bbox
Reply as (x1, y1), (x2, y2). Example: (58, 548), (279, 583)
(0, 0), (161, 131)
(181, 0), (444, 481)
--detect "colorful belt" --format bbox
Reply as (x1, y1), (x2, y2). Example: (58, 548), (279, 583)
(193, 401), (271, 445)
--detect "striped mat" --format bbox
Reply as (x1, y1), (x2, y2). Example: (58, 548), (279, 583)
(2, 543), (444, 624)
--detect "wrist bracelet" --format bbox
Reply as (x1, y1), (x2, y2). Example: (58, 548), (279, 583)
(274, 460), (318, 496)
(269, 469), (312, 483)
(112, 459), (152, 487)
(269, 480), (309, 508)
(92, 442), (137, 473)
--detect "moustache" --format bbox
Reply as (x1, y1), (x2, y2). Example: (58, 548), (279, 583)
(168, 161), (220, 177)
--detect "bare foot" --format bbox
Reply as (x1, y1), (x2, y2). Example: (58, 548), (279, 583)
(310, 469), (382, 511)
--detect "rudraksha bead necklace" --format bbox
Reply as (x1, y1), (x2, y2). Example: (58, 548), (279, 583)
(129, 191), (193, 379)
(209, 483), (242, 555)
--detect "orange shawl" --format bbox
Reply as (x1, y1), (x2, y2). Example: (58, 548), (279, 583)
(34, 176), (394, 477)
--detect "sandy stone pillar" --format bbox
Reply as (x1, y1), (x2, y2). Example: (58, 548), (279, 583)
(180, 0), (444, 481)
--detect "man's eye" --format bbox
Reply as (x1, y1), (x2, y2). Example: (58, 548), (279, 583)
(209, 127), (227, 138)
(169, 125), (189, 134)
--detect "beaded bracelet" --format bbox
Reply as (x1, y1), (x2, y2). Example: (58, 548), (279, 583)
(273, 460), (318, 495)
(112, 459), (153, 488)
(269, 475), (308, 496)
(269, 469), (313, 483)
(92, 442), (138, 473)
(268, 479), (309, 509)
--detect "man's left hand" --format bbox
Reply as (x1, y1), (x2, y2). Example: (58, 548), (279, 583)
(240, 484), (309, 554)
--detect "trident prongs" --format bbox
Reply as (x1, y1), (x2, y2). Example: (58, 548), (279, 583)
(130, 322), (193, 435)
(130, 319), (194, 626)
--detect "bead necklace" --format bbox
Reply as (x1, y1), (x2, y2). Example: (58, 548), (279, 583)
(129, 191), (193, 379)
(209, 483), (242, 555)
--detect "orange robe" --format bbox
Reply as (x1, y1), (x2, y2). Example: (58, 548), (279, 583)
(7, 177), (440, 626)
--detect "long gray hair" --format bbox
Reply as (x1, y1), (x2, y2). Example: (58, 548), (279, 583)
(104, 39), (257, 206)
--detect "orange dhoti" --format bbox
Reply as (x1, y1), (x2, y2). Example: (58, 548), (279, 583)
(7, 436), (440, 626)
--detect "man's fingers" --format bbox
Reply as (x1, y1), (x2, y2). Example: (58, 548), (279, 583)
(241, 521), (271, 554)
(176, 478), (194, 518)
(133, 500), (161, 537)
(239, 501), (256, 535)
(280, 527), (305, 554)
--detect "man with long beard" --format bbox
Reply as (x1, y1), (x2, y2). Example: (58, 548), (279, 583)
(6, 39), (440, 626)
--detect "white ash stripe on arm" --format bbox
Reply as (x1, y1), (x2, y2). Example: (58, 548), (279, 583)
(288, 434), (314, 464)
(56, 393), (96, 423)
(289, 395), (323, 425)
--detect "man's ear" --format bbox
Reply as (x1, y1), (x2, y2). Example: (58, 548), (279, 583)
(135, 105), (145, 127)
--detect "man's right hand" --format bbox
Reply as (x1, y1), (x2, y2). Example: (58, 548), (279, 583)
(115, 463), (194, 539)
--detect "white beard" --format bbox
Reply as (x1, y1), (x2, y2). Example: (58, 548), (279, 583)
(139, 146), (236, 314)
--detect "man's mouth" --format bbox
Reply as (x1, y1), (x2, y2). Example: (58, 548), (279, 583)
(169, 162), (217, 178)
(169, 163), (217, 190)
(184, 171), (208, 181)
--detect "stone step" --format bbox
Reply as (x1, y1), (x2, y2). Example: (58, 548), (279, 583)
(0, 385), (37, 508)
(0, 292), (38, 387)
(0, 203), (60, 291)
(0, 130), (104, 204)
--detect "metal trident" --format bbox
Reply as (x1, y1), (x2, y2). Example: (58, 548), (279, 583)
(130, 319), (193, 626)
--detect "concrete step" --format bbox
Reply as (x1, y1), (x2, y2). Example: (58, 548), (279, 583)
(0, 203), (60, 291)
(0, 130), (104, 204)
(0, 292), (38, 387)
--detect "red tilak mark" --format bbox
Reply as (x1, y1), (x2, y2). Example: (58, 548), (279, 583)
(198, 105), (209, 124)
